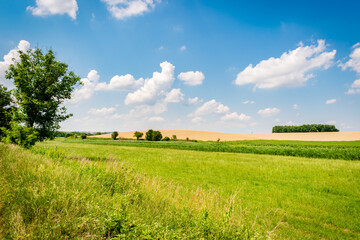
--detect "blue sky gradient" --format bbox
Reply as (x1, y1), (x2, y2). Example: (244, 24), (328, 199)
(0, 0), (359, 132)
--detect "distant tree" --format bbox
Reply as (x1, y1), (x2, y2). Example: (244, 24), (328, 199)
(95, 132), (102, 135)
(162, 136), (170, 141)
(65, 132), (73, 138)
(5, 48), (80, 141)
(145, 129), (162, 141)
(134, 131), (143, 140)
(171, 135), (177, 140)
(80, 133), (87, 139)
(111, 131), (118, 140)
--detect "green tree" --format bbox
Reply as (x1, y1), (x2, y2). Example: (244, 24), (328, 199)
(133, 131), (143, 140)
(145, 129), (154, 141)
(4, 121), (38, 149)
(5, 48), (80, 141)
(0, 85), (14, 138)
(111, 131), (118, 140)
(145, 129), (162, 141)
(80, 133), (87, 139)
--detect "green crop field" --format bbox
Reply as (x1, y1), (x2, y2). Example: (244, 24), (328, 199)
(1, 138), (360, 239)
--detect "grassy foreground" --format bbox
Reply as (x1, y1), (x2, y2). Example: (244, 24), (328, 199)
(0, 143), (261, 239)
(29, 139), (360, 239)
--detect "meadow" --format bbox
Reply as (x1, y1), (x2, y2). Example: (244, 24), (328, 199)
(1, 138), (359, 239)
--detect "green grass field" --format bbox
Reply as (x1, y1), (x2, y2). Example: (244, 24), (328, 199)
(1, 138), (360, 239)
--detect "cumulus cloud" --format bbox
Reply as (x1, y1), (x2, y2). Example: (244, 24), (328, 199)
(88, 107), (116, 115)
(192, 99), (229, 116)
(128, 100), (167, 118)
(326, 98), (337, 104)
(0, 40), (31, 88)
(221, 112), (251, 121)
(178, 71), (205, 86)
(235, 40), (336, 90)
(101, 0), (160, 20)
(187, 97), (203, 105)
(339, 43), (360, 73)
(242, 100), (255, 104)
(346, 79), (360, 94)
(96, 74), (144, 91)
(148, 116), (165, 122)
(27, 0), (78, 19)
(70, 70), (100, 103)
(164, 88), (184, 103)
(257, 107), (280, 117)
(125, 61), (175, 105)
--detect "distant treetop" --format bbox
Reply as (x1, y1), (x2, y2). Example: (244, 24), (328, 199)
(272, 124), (339, 133)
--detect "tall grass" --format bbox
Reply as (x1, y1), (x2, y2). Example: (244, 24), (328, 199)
(64, 138), (360, 160)
(0, 143), (266, 239)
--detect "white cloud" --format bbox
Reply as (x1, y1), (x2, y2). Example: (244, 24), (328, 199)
(326, 98), (337, 104)
(187, 97), (203, 105)
(70, 70), (100, 103)
(148, 116), (165, 122)
(101, 0), (160, 20)
(242, 100), (255, 104)
(128, 100), (167, 118)
(346, 79), (360, 94)
(339, 43), (360, 73)
(0, 40), (31, 89)
(192, 99), (229, 116)
(257, 107), (280, 117)
(88, 107), (116, 115)
(178, 71), (205, 86)
(235, 40), (336, 90)
(96, 74), (144, 91)
(27, 0), (78, 19)
(221, 112), (251, 121)
(293, 104), (299, 110)
(180, 45), (186, 51)
(125, 61), (175, 105)
(191, 116), (203, 123)
(164, 88), (184, 103)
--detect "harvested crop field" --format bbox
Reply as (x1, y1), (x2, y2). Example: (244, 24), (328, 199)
(95, 130), (360, 141)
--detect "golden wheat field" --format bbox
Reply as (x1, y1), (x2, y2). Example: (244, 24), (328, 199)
(94, 130), (360, 141)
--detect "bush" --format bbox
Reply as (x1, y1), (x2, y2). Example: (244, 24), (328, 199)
(145, 129), (163, 141)
(4, 122), (38, 149)
(162, 137), (170, 141)
(111, 131), (118, 140)
(171, 135), (177, 140)
(80, 133), (87, 139)
(65, 132), (74, 138)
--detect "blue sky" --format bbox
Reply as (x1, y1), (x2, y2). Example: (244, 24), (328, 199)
(0, 0), (359, 132)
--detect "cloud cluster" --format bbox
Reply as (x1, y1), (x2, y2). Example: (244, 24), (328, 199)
(192, 99), (229, 116)
(187, 97), (203, 105)
(178, 71), (205, 86)
(27, 0), (78, 19)
(339, 43), (360, 73)
(242, 100), (255, 104)
(125, 61), (175, 105)
(96, 74), (144, 91)
(346, 79), (360, 94)
(221, 112), (251, 121)
(101, 0), (161, 20)
(71, 70), (100, 103)
(235, 40), (336, 90)
(0, 40), (31, 88)
(164, 88), (184, 103)
(257, 107), (280, 117)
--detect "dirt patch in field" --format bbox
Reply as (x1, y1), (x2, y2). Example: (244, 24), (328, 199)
(92, 130), (360, 141)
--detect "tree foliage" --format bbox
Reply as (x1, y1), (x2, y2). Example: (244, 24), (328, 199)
(272, 124), (339, 133)
(0, 85), (14, 138)
(111, 131), (118, 140)
(145, 129), (162, 141)
(4, 122), (38, 149)
(133, 131), (143, 140)
(5, 48), (80, 141)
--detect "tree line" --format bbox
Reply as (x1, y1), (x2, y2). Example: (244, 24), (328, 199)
(272, 124), (339, 133)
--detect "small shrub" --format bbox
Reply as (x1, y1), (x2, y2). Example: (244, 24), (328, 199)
(80, 133), (87, 139)
(171, 135), (177, 140)
(186, 137), (189, 141)
(217, 138), (220, 143)
(65, 132), (73, 138)
(111, 131), (118, 140)
(162, 136), (170, 141)
(4, 122), (38, 148)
